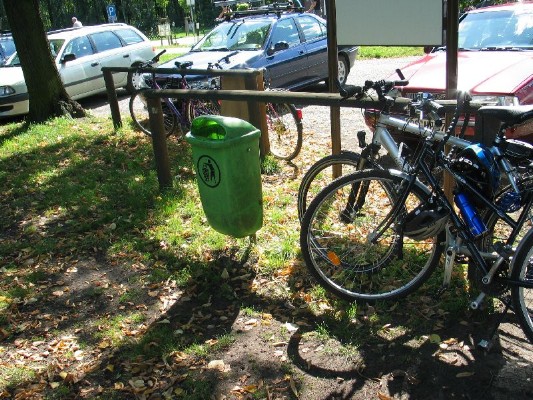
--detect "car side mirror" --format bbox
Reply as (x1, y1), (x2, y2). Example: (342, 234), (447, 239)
(267, 41), (289, 56)
(61, 53), (76, 63)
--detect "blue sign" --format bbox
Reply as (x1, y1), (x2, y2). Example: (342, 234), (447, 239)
(107, 4), (116, 18)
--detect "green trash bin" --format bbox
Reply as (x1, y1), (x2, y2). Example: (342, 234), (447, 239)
(185, 115), (263, 238)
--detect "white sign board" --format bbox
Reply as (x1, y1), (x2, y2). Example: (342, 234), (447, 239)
(158, 23), (171, 37)
(336, 0), (443, 46)
(187, 0), (195, 5)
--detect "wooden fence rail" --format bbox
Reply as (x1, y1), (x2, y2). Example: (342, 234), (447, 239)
(102, 67), (481, 191)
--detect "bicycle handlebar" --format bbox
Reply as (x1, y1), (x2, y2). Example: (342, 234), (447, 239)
(337, 78), (409, 100)
(138, 50), (166, 69)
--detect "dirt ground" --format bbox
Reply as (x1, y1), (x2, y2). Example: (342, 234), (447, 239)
(2, 249), (532, 400)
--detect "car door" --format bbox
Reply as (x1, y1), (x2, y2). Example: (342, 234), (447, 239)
(56, 36), (96, 98)
(296, 15), (328, 84)
(87, 30), (127, 92)
(264, 18), (308, 89)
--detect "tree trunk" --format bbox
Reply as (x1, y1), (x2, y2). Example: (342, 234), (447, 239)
(2, 0), (85, 122)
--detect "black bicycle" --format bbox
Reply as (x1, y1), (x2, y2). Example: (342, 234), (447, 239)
(300, 94), (533, 344)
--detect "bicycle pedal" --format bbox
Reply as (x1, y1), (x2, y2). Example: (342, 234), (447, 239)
(357, 130), (367, 148)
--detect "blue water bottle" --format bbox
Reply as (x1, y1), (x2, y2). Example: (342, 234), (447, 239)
(454, 192), (487, 236)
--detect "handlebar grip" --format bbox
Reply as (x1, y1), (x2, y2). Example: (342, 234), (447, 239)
(395, 69), (406, 80)
(153, 49), (166, 62)
(427, 100), (445, 117)
(393, 80), (409, 87)
(339, 84), (363, 98)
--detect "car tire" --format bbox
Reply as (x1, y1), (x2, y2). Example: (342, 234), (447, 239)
(126, 62), (144, 94)
(325, 54), (349, 87)
(337, 55), (349, 86)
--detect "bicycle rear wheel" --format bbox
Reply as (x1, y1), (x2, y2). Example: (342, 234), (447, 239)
(266, 103), (303, 161)
(187, 99), (221, 122)
(300, 169), (444, 302)
(298, 151), (384, 221)
(510, 227), (533, 343)
(129, 90), (177, 137)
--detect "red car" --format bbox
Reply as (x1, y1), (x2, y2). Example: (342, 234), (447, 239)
(372, 2), (533, 142)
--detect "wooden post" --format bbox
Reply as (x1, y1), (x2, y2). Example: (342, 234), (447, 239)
(103, 69), (122, 129)
(147, 96), (173, 190)
(220, 70), (268, 157)
(326, 0), (342, 178)
(444, 0), (459, 200)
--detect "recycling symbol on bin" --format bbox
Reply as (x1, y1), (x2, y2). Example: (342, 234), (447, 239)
(197, 155), (221, 188)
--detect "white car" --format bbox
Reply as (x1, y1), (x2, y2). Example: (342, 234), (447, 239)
(0, 23), (156, 118)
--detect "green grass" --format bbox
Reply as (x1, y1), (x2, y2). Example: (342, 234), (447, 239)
(358, 46), (424, 59)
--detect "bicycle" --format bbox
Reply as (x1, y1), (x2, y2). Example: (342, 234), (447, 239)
(206, 58), (303, 161)
(297, 76), (533, 221)
(129, 50), (220, 137)
(299, 96), (533, 344)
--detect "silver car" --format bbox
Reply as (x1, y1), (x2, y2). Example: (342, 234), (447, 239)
(0, 23), (156, 118)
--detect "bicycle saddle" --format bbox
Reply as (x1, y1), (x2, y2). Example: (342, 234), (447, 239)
(477, 105), (533, 126)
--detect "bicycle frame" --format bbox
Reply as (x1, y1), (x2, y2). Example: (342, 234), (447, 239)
(149, 75), (189, 125)
(369, 133), (533, 301)
(370, 112), (471, 172)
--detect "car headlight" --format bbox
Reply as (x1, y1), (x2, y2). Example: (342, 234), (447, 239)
(470, 95), (519, 106)
(188, 76), (221, 90)
(0, 86), (15, 96)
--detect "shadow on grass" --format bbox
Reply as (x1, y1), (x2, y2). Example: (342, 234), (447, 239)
(0, 120), (532, 399)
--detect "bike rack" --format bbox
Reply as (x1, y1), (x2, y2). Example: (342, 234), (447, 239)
(102, 66), (478, 191)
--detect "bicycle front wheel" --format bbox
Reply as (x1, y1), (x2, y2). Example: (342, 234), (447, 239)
(129, 90), (177, 137)
(300, 169), (444, 302)
(266, 103), (303, 161)
(298, 151), (383, 222)
(510, 227), (533, 343)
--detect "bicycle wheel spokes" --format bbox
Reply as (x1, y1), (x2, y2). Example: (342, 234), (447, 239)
(300, 170), (443, 302)
(188, 99), (221, 121)
(267, 103), (302, 161)
(297, 152), (362, 221)
(129, 91), (177, 137)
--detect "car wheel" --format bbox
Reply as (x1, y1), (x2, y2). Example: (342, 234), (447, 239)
(126, 62), (144, 93)
(337, 55), (349, 86)
(324, 55), (350, 87)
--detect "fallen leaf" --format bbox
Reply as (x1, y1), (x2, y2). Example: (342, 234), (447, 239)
(207, 359), (230, 372)
(378, 392), (393, 400)
(429, 334), (441, 344)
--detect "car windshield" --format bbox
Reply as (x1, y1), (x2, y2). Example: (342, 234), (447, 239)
(4, 39), (65, 67)
(192, 20), (271, 51)
(459, 8), (533, 50)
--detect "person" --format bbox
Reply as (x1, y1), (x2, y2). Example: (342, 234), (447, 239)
(72, 17), (82, 28)
(306, 0), (321, 15)
(215, 6), (230, 22)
